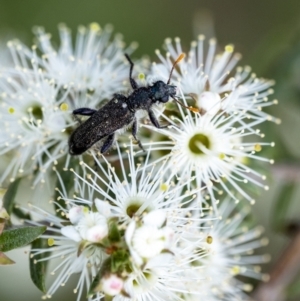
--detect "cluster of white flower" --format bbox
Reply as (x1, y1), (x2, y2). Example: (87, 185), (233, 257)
(27, 147), (269, 301)
(0, 25), (277, 301)
(0, 23), (136, 185)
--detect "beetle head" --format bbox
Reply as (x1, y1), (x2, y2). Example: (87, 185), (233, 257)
(150, 80), (177, 103)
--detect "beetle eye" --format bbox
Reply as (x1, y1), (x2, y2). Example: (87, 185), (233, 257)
(161, 95), (169, 103)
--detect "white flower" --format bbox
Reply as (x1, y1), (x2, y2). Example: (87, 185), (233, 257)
(195, 91), (222, 115)
(100, 274), (124, 296)
(145, 101), (274, 206)
(0, 26), (278, 301)
(121, 210), (178, 300)
(121, 266), (178, 301)
(67, 142), (198, 225)
(26, 23), (137, 98)
(27, 204), (106, 301)
(58, 146), (209, 301)
(0, 24), (140, 185)
(68, 205), (87, 224)
(162, 198), (269, 301)
(179, 198), (270, 301)
(126, 210), (173, 262)
(0, 56), (73, 185)
(132, 225), (169, 256)
(152, 36), (280, 124)
(119, 197), (216, 301)
(24, 145), (233, 301)
(63, 206), (109, 243)
(0, 24), (135, 185)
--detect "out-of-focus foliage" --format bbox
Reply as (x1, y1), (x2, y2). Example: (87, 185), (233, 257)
(247, 16), (300, 301)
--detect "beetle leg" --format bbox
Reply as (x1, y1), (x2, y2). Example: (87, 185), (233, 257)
(73, 108), (97, 116)
(100, 133), (115, 154)
(125, 54), (139, 90)
(148, 109), (169, 129)
(132, 118), (145, 151)
(72, 108), (97, 125)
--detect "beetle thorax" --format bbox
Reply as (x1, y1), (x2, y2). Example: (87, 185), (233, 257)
(127, 87), (153, 111)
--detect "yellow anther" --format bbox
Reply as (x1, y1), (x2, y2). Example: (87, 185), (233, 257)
(231, 266), (240, 275)
(225, 44), (234, 53)
(48, 238), (55, 246)
(90, 23), (101, 32)
(254, 144), (262, 152)
(60, 103), (69, 111)
(219, 153), (226, 160)
(206, 235), (213, 244)
(138, 73), (145, 80)
(160, 183), (169, 191)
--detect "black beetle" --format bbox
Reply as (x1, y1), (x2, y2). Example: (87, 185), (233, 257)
(68, 53), (186, 155)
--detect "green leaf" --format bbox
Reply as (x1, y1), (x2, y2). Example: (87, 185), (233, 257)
(0, 226), (46, 252)
(30, 238), (50, 293)
(0, 252), (15, 265)
(12, 206), (30, 220)
(271, 182), (295, 232)
(2, 178), (22, 216)
(286, 272), (300, 298)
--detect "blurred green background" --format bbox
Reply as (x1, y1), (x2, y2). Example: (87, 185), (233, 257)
(1, 0), (300, 300)
(0, 0), (299, 61)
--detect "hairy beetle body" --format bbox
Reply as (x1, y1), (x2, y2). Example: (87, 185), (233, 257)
(68, 54), (180, 156)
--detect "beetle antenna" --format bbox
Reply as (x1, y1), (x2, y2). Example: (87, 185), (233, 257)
(171, 96), (200, 113)
(167, 53), (185, 84)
